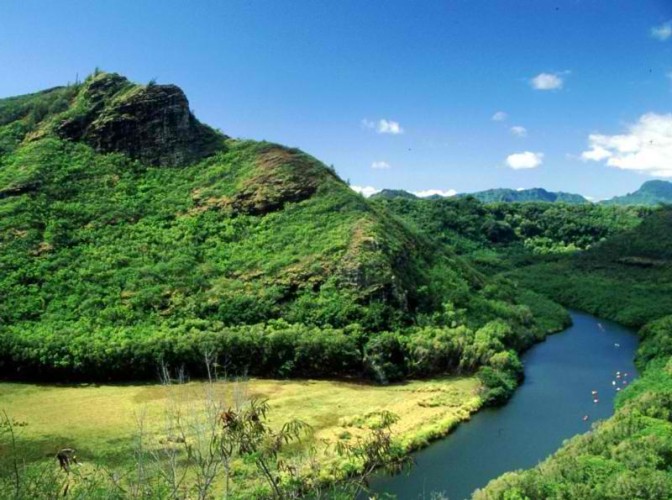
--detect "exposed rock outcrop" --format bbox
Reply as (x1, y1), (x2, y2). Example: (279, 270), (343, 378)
(56, 72), (223, 167)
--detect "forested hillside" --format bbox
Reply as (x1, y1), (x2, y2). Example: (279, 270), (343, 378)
(507, 208), (672, 326)
(377, 195), (672, 498)
(0, 72), (564, 389)
(370, 189), (418, 200)
(3, 71), (669, 499)
(372, 196), (648, 257)
(477, 207), (672, 499)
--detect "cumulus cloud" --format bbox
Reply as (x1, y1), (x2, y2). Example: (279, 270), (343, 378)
(530, 73), (564, 90)
(371, 161), (391, 169)
(412, 189), (457, 198)
(492, 111), (508, 121)
(651, 21), (672, 41)
(510, 126), (528, 137)
(350, 185), (381, 197)
(580, 113), (672, 177)
(505, 151), (544, 169)
(361, 118), (404, 135)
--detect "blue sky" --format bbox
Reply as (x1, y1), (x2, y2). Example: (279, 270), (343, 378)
(1, 0), (671, 199)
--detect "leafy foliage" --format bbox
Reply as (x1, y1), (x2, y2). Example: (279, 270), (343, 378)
(475, 208), (672, 499)
(379, 195), (672, 497)
(372, 196), (647, 256)
(0, 73), (560, 386)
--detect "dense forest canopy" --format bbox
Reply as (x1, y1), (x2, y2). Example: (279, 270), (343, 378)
(1, 72), (671, 499)
(475, 207), (672, 499)
(367, 191), (672, 498)
(0, 72), (564, 393)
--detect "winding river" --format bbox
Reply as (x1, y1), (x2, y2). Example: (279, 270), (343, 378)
(368, 310), (639, 499)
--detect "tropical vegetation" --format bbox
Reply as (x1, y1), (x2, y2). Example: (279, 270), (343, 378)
(1, 71), (671, 499)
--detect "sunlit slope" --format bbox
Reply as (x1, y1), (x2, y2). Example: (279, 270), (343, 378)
(0, 72), (457, 328)
(0, 72), (547, 382)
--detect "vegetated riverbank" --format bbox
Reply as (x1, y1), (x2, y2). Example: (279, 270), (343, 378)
(476, 310), (672, 499)
(368, 310), (640, 500)
(0, 290), (571, 500)
(0, 295), (569, 500)
(475, 210), (672, 499)
(0, 375), (484, 498)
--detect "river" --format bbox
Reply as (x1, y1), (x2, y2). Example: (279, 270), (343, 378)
(367, 310), (639, 499)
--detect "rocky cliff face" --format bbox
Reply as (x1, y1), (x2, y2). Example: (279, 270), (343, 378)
(56, 72), (223, 167)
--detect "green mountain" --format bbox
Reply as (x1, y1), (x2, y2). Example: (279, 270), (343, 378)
(602, 180), (672, 206)
(369, 187), (588, 203)
(0, 72), (554, 383)
(0, 73), (435, 364)
(369, 189), (418, 200)
(459, 187), (588, 204)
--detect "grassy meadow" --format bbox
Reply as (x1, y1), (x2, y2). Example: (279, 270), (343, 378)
(0, 376), (482, 494)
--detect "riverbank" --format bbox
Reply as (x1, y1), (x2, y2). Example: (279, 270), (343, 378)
(0, 375), (483, 496)
(0, 301), (571, 498)
(367, 311), (640, 499)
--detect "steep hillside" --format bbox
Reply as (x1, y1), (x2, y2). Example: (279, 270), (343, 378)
(602, 180), (672, 206)
(0, 72), (554, 383)
(459, 187), (588, 204)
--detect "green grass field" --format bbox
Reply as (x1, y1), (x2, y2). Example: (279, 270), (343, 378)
(1, 376), (482, 492)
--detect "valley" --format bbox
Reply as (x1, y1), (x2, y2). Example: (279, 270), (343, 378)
(0, 71), (671, 499)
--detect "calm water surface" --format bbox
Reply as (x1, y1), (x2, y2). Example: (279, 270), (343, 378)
(367, 311), (639, 500)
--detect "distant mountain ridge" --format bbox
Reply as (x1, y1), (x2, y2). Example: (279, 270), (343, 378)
(459, 187), (588, 204)
(368, 181), (672, 206)
(601, 180), (672, 206)
(369, 187), (588, 204)
(370, 189), (418, 200)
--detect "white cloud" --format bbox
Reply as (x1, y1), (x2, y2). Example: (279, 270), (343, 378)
(378, 119), (404, 134)
(510, 126), (528, 137)
(412, 189), (457, 198)
(580, 112), (672, 177)
(371, 161), (391, 169)
(581, 146), (611, 161)
(506, 151), (544, 170)
(492, 111), (508, 121)
(530, 73), (564, 90)
(361, 118), (404, 135)
(350, 185), (381, 197)
(651, 21), (672, 41)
